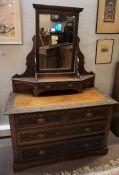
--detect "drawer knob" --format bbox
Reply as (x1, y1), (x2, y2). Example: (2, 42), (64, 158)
(38, 134), (45, 139)
(37, 117), (45, 123)
(86, 112), (93, 117)
(38, 150), (46, 156)
(85, 127), (91, 133)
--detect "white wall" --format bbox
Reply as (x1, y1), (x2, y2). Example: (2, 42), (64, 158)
(40, 14), (51, 31)
(0, 0), (119, 127)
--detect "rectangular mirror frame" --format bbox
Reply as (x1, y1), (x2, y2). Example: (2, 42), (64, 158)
(33, 4), (83, 74)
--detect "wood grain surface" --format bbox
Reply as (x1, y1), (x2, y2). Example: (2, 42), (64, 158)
(13, 88), (112, 109)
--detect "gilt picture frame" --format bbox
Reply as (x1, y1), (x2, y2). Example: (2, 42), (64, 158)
(0, 0), (22, 44)
(96, 0), (119, 34)
(95, 39), (114, 64)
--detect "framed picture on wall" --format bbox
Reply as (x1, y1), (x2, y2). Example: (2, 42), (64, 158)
(95, 39), (114, 64)
(96, 0), (119, 33)
(0, 0), (22, 44)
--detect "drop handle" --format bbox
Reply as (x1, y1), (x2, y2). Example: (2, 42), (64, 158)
(37, 117), (45, 123)
(85, 127), (91, 133)
(38, 150), (46, 156)
(84, 143), (89, 148)
(86, 112), (93, 117)
(68, 83), (73, 88)
(46, 85), (51, 89)
(38, 134), (45, 139)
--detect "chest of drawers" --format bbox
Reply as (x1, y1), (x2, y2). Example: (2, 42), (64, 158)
(4, 88), (117, 171)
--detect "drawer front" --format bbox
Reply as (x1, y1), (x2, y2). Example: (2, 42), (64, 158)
(40, 82), (81, 91)
(18, 135), (104, 162)
(15, 111), (65, 129)
(68, 106), (109, 122)
(17, 120), (106, 146)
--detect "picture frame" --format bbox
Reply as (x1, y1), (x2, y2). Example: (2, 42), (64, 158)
(0, 0), (22, 44)
(95, 39), (114, 64)
(96, 0), (119, 34)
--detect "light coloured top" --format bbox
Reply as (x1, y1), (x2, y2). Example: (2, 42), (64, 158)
(4, 88), (117, 115)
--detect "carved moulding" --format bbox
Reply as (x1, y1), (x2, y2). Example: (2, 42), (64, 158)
(12, 36), (95, 96)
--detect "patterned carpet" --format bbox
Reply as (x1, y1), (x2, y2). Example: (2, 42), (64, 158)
(0, 132), (119, 175)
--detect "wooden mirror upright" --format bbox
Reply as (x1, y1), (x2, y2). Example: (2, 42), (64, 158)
(12, 4), (95, 96)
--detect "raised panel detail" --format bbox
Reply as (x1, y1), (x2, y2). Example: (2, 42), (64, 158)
(18, 135), (104, 162)
(68, 106), (109, 122)
(15, 111), (65, 129)
(17, 121), (106, 146)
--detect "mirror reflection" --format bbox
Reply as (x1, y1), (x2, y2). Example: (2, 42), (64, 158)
(39, 14), (75, 70)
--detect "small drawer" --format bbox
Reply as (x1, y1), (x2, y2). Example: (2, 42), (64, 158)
(66, 83), (82, 91)
(40, 82), (81, 92)
(68, 106), (109, 123)
(17, 120), (106, 146)
(15, 111), (65, 130)
(18, 135), (104, 162)
(41, 83), (64, 91)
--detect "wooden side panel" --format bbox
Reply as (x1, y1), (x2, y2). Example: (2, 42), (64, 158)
(111, 62), (119, 136)
(9, 115), (18, 162)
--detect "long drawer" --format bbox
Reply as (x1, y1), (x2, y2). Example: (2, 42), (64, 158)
(18, 135), (105, 162)
(38, 82), (82, 92)
(17, 120), (106, 146)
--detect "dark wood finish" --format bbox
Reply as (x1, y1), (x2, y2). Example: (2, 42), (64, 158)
(18, 135), (105, 162)
(17, 121), (106, 146)
(4, 4), (117, 173)
(111, 62), (119, 136)
(4, 88), (117, 171)
(68, 106), (109, 122)
(33, 4), (83, 13)
(12, 4), (95, 96)
(12, 74), (95, 96)
(33, 4), (83, 73)
(15, 111), (65, 130)
(13, 147), (108, 172)
(12, 36), (36, 78)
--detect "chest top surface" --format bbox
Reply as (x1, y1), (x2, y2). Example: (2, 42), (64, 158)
(4, 88), (117, 115)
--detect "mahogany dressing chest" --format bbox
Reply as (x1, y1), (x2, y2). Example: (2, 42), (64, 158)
(4, 4), (117, 172)
(4, 88), (117, 171)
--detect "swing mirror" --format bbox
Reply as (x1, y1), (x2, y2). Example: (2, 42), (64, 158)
(33, 4), (80, 73)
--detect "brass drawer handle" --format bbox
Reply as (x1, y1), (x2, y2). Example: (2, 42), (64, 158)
(84, 143), (89, 148)
(85, 127), (91, 133)
(46, 85), (51, 89)
(38, 134), (45, 139)
(86, 112), (93, 117)
(68, 83), (73, 88)
(38, 150), (46, 156)
(37, 117), (45, 123)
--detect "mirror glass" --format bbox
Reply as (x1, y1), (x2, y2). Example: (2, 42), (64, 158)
(39, 14), (75, 70)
